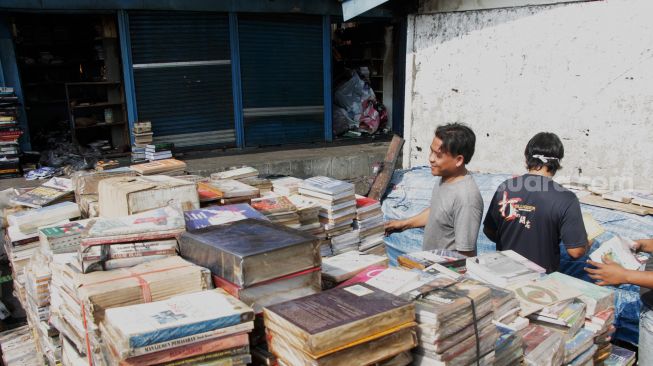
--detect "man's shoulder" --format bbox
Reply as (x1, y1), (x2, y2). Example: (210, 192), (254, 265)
(458, 176), (483, 206)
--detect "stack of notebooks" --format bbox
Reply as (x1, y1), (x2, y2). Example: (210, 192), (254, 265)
(211, 166), (259, 181)
(132, 121), (153, 162)
(77, 205), (184, 273)
(179, 219), (321, 313)
(209, 179), (260, 205)
(321, 251), (388, 289)
(184, 204), (268, 231)
(354, 195), (385, 254)
(99, 289), (255, 366)
(145, 142), (174, 161)
(251, 196), (301, 229)
(520, 324), (564, 366)
(466, 250), (546, 287)
(263, 283), (417, 365)
(130, 158), (187, 176)
(407, 281), (497, 365)
(271, 176), (303, 196)
(48, 256), (212, 364)
(494, 324), (524, 366)
(10, 177), (74, 209)
(0, 87), (22, 178)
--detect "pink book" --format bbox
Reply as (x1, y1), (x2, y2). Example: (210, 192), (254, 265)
(336, 265), (387, 288)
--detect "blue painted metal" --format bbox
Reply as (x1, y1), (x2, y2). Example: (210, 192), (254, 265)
(0, 15), (31, 151)
(322, 15), (332, 142)
(128, 12), (235, 147)
(117, 10), (138, 145)
(229, 13), (244, 148)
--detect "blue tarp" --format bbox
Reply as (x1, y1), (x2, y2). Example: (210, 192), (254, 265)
(382, 167), (653, 345)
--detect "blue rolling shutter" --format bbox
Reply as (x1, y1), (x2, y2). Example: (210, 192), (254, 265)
(128, 12), (235, 148)
(238, 15), (324, 147)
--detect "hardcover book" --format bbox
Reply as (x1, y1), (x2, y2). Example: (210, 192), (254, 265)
(184, 204), (268, 231)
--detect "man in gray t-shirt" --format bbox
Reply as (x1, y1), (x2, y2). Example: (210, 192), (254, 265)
(385, 123), (483, 256)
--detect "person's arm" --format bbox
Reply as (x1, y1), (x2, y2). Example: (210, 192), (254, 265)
(635, 239), (653, 254)
(586, 256), (653, 288)
(567, 241), (590, 259)
(482, 190), (501, 244)
(452, 200), (483, 257)
(560, 197), (589, 259)
(384, 208), (430, 235)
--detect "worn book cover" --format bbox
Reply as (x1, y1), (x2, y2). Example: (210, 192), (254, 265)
(589, 235), (643, 270)
(8, 201), (80, 233)
(521, 324), (564, 366)
(508, 277), (582, 316)
(11, 179), (73, 208)
(179, 219), (320, 287)
(263, 283), (414, 356)
(208, 179), (259, 198)
(39, 219), (90, 254)
(321, 251), (388, 283)
(548, 272), (614, 316)
(196, 182), (224, 202)
(300, 176), (354, 195)
(79, 239), (178, 273)
(251, 196), (297, 215)
(211, 167), (258, 180)
(102, 289), (253, 358)
(130, 159), (186, 175)
(184, 204), (268, 231)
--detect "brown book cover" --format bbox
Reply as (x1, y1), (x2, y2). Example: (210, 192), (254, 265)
(251, 196), (297, 215)
(263, 283), (415, 356)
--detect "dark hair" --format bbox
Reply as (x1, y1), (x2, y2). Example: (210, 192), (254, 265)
(524, 132), (564, 174)
(434, 123), (476, 164)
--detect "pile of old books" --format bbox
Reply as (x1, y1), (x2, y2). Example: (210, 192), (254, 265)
(10, 177), (75, 208)
(100, 289), (255, 365)
(145, 142), (174, 161)
(520, 324), (565, 365)
(604, 345), (636, 365)
(0, 325), (44, 366)
(263, 283), (417, 365)
(321, 251), (388, 288)
(132, 121), (153, 163)
(180, 218), (321, 313)
(354, 195), (385, 254)
(466, 250), (546, 287)
(271, 176), (303, 196)
(183, 203), (268, 231)
(241, 176), (273, 194)
(494, 324), (524, 366)
(130, 158), (187, 176)
(0, 87), (22, 178)
(72, 167), (136, 218)
(211, 166), (259, 181)
(287, 194), (321, 231)
(251, 195), (301, 229)
(209, 178), (260, 205)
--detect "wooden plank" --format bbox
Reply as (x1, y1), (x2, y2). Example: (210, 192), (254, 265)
(367, 135), (404, 201)
(580, 194), (653, 216)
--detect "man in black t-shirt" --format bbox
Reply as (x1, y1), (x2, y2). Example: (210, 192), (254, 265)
(483, 132), (589, 273)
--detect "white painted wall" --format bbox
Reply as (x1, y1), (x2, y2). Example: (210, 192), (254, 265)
(404, 0), (653, 190)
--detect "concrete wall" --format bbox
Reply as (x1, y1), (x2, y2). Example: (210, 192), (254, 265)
(404, 0), (653, 190)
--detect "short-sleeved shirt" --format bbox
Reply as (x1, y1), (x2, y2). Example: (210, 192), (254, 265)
(422, 174), (483, 252)
(642, 258), (653, 309)
(483, 174), (587, 273)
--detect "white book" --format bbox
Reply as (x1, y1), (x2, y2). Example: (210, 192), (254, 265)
(209, 179), (259, 198)
(271, 177), (303, 195)
(210, 167), (259, 181)
(589, 235), (643, 270)
(366, 268), (421, 295)
(298, 188), (354, 201)
(8, 201), (80, 234)
(300, 176), (355, 195)
(321, 251), (388, 282)
(466, 250), (545, 288)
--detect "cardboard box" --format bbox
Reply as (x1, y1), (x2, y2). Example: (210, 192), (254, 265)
(98, 175), (199, 218)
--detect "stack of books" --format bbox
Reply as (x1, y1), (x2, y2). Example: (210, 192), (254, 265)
(240, 176), (273, 193)
(528, 299), (587, 340)
(211, 166), (259, 181)
(0, 325), (43, 366)
(321, 251), (388, 288)
(100, 289), (255, 366)
(271, 176), (303, 196)
(130, 158), (187, 176)
(208, 179), (260, 205)
(354, 195), (385, 254)
(407, 281), (497, 365)
(0, 87), (22, 178)
(494, 324), (524, 366)
(179, 219), (321, 313)
(330, 229), (360, 255)
(183, 204), (268, 231)
(132, 121), (153, 159)
(466, 250), (546, 287)
(520, 324), (564, 366)
(563, 328), (596, 366)
(399, 249), (467, 274)
(287, 194), (321, 231)
(145, 142), (174, 161)
(10, 177), (74, 209)
(463, 278), (523, 328)
(263, 284), (417, 365)
(251, 196), (301, 229)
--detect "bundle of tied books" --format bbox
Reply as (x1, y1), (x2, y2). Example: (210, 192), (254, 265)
(321, 251), (388, 289)
(145, 142), (174, 161)
(493, 324), (524, 366)
(179, 219), (321, 313)
(251, 195), (301, 229)
(271, 176), (303, 196)
(0, 326), (44, 366)
(462, 278), (524, 330)
(71, 168), (136, 217)
(263, 283), (417, 366)
(76, 205), (185, 273)
(299, 176), (357, 235)
(99, 289), (254, 366)
(10, 177), (74, 208)
(48, 256), (212, 363)
(208, 179), (260, 205)
(130, 158), (186, 176)
(354, 195), (385, 254)
(211, 166), (259, 181)
(183, 204), (268, 231)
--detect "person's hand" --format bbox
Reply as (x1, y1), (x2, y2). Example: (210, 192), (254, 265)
(584, 256), (629, 286)
(384, 220), (407, 236)
(633, 239), (653, 253)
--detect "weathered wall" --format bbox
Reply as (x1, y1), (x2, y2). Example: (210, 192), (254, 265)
(404, 0), (653, 190)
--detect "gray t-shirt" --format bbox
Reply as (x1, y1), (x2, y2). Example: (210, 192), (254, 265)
(422, 174), (483, 252)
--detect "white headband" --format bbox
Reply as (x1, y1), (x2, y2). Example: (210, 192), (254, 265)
(532, 154), (559, 163)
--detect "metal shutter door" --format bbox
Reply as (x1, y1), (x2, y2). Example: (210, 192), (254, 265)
(238, 15), (324, 147)
(129, 12), (235, 148)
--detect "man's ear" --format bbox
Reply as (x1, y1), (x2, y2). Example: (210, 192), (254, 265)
(455, 155), (465, 168)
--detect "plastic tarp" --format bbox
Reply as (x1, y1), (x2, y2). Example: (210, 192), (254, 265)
(382, 167), (653, 345)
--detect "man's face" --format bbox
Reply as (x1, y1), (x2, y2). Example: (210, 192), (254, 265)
(429, 137), (461, 177)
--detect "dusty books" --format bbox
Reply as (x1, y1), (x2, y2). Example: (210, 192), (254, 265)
(8, 201), (80, 234)
(365, 268), (421, 295)
(209, 179), (260, 198)
(184, 204), (268, 231)
(466, 250), (545, 287)
(564, 328), (595, 364)
(288, 194), (321, 231)
(603, 345), (636, 366)
(39, 219), (90, 254)
(179, 219), (320, 287)
(589, 235), (643, 270)
(321, 251), (388, 284)
(528, 300), (586, 340)
(241, 176), (273, 193)
(548, 272), (614, 316)
(251, 196), (301, 229)
(211, 166), (259, 181)
(398, 249), (466, 271)
(98, 175), (199, 218)
(81, 205), (185, 247)
(507, 276), (582, 316)
(213, 267), (321, 313)
(78, 239), (178, 273)
(10, 177), (74, 208)
(520, 324), (564, 366)
(330, 229), (360, 255)
(272, 176), (304, 196)
(130, 158), (187, 175)
(101, 289), (254, 359)
(494, 325), (524, 366)
(299, 176), (355, 200)
(263, 283), (415, 357)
